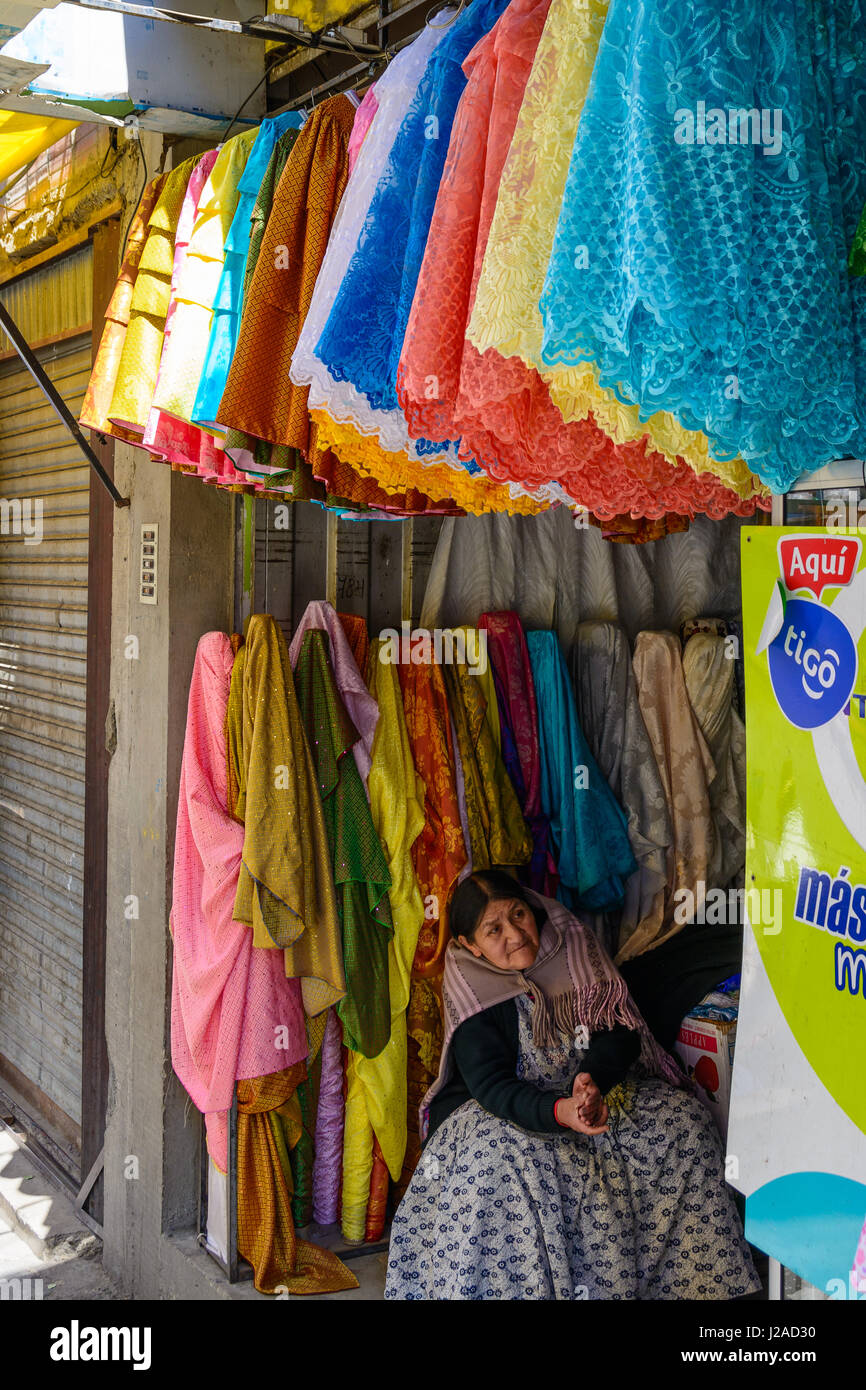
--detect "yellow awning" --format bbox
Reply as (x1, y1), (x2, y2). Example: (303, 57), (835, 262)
(266, 0), (366, 34)
(0, 111), (78, 186)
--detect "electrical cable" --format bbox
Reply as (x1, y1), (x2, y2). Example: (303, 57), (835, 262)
(332, 23), (365, 63)
(98, 131), (123, 180)
(119, 134), (149, 255)
(223, 51), (290, 143)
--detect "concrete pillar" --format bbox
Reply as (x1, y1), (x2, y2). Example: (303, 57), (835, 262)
(102, 447), (234, 1297)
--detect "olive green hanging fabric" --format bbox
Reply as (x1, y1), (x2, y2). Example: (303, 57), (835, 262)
(294, 629), (394, 1059)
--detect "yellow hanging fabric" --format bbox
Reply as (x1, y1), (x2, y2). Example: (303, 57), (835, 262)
(107, 155), (199, 432)
(236, 1065), (359, 1295)
(340, 643), (426, 1240)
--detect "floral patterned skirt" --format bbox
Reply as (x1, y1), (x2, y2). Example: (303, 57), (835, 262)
(385, 999), (760, 1300)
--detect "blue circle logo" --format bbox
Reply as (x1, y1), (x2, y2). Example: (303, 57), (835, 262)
(767, 598), (858, 730)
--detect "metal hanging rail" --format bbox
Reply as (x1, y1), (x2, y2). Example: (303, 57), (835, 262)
(72, 0), (385, 56)
(0, 301), (130, 509)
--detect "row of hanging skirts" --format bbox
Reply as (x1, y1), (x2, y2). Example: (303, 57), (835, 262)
(82, 0), (866, 535)
(170, 598), (746, 1277)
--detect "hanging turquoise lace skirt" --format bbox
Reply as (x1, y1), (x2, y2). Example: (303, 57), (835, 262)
(539, 0), (866, 493)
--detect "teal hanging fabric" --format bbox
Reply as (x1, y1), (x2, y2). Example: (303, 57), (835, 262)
(526, 628), (636, 912)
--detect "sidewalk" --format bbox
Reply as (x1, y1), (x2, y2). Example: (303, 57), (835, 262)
(0, 1118), (122, 1301)
(0, 1117), (387, 1300)
(0, 1217), (122, 1300)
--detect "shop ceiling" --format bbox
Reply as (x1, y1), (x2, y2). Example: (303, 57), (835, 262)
(0, 0), (426, 135)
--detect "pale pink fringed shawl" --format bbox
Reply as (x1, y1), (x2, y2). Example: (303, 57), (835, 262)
(348, 84), (378, 175)
(289, 599), (378, 785)
(421, 889), (687, 1139)
(170, 631), (307, 1172)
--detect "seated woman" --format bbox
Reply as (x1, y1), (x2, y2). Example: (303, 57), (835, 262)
(385, 869), (759, 1301)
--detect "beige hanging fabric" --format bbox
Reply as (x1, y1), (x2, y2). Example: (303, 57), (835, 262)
(630, 630), (717, 958)
(682, 632), (747, 889)
(572, 621), (672, 963)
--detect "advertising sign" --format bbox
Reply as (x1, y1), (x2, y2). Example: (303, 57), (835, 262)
(729, 526), (866, 1296)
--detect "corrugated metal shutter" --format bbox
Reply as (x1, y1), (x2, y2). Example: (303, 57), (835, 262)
(0, 332), (91, 1140)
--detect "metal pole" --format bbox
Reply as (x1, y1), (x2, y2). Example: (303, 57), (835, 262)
(227, 1085), (239, 1282)
(0, 300), (130, 509)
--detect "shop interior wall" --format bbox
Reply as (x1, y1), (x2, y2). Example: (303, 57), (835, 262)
(250, 497), (443, 635)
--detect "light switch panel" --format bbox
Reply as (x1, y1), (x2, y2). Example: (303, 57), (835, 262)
(139, 523), (158, 604)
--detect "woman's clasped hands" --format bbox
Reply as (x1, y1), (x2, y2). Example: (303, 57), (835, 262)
(555, 1071), (610, 1136)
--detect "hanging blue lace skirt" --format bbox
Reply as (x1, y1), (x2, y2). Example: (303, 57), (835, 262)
(539, 0), (866, 493)
(313, 0), (510, 468)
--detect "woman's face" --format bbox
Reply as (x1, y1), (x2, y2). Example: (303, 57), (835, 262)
(458, 895), (540, 971)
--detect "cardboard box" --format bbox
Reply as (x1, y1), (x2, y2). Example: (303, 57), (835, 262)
(675, 1014), (737, 1140)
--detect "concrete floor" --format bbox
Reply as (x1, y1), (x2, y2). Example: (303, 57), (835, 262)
(288, 1243), (388, 1300)
(293, 1224), (388, 1299)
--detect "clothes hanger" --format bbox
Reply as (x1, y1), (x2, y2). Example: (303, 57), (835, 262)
(425, 0), (464, 28)
(356, 48), (394, 93)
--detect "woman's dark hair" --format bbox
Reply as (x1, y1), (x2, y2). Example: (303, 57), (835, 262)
(448, 868), (537, 942)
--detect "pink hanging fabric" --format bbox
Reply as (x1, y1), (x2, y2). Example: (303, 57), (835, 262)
(312, 1008), (346, 1225)
(853, 1217), (866, 1294)
(348, 84), (379, 175)
(170, 631), (307, 1172)
(143, 151), (220, 464)
(289, 599), (379, 785)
